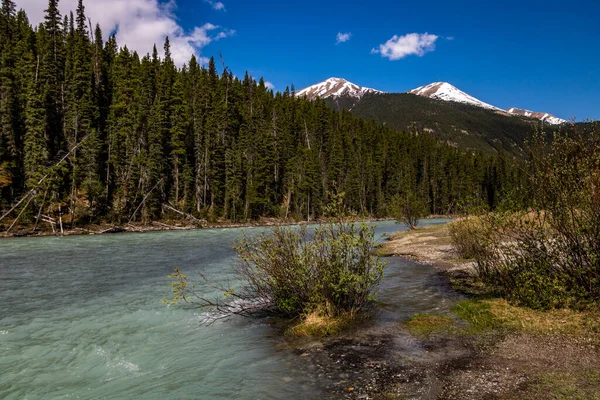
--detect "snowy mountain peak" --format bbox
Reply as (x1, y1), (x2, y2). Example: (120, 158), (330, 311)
(408, 82), (503, 111)
(295, 77), (383, 100)
(506, 107), (566, 125)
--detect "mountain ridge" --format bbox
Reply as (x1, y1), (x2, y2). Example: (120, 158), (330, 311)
(295, 78), (565, 125)
(506, 107), (566, 125)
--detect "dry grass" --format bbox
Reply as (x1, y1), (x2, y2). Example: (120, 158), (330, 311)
(522, 370), (600, 400)
(454, 298), (600, 339)
(485, 299), (600, 337)
(285, 307), (360, 337)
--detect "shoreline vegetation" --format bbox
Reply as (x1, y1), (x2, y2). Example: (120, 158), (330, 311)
(368, 222), (600, 399)
(166, 216), (387, 337)
(266, 221), (599, 399)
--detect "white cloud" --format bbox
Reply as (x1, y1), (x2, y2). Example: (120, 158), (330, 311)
(204, 0), (226, 11)
(372, 32), (438, 60)
(264, 81), (275, 90)
(15, 0), (234, 66)
(336, 32), (352, 44)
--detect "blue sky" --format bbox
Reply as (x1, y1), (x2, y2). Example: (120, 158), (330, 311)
(18, 0), (600, 120)
(191, 0), (600, 120)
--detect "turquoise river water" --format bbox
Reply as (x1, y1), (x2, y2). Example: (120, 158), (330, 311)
(0, 219), (457, 399)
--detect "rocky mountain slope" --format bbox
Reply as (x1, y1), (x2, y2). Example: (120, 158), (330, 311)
(506, 107), (567, 125)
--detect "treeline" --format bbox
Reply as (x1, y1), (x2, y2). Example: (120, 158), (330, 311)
(0, 0), (521, 228)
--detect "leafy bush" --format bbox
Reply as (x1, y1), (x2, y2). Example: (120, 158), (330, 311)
(168, 221), (386, 321)
(450, 124), (600, 310)
(449, 217), (494, 260)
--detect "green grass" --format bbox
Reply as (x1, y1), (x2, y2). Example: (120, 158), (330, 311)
(451, 300), (504, 333)
(404, 314), (454, 338)
(452, 298), (600, 338)
(523, 370), (600, 400)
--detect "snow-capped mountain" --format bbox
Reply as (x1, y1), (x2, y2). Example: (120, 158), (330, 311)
(408, 82), (503, 111)
(297, 78), (566, 125)
(295, 77), (383, 100)
(506, 107), (567, 125)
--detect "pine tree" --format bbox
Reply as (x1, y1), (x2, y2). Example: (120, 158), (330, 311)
(0, 0), (19, 202)
(41, 0), (64, 158)
(169, 71), (188, 206)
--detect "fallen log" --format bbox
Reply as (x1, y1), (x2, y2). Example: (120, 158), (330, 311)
(162, 203), (207, 226)
(98, 226), (126, 234)
(151, 221), (195, 230)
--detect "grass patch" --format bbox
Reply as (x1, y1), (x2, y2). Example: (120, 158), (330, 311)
(404, 314), (454, 338)
(285, 308), (361, 337)
(374, 244), (396, 257)
(524, 370), (600, 400)
(452, 299), (503, 333)
(453, 298), (600, 338)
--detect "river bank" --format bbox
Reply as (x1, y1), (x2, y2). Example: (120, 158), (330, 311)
(0, 216), (403, 239)
(290, 223), (600, 399)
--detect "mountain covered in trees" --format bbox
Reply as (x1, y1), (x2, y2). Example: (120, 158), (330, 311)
(0, 0), (522, 231)
(298, 78), (564, 155)
(349, 93), (538, 156)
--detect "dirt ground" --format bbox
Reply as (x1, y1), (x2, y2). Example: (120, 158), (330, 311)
(289, 309), (599, 399)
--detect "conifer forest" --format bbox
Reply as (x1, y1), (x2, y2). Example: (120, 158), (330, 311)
(0, 0), (521, 228)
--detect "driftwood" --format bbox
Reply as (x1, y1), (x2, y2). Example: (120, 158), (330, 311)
(1, 136), (90, 235)
(58, 203), (64, 235)
(125, 223), (145, 232)
(152, 221), (194, 230)
(98, 226), (126, 234)
(0, 135), (89, 225)
(6, 194), (35, 233)
(162, 203), (206, 226)
(33, 189), (49, 232)
(127, 178), (164, 224)
(41, 215), (56, 234)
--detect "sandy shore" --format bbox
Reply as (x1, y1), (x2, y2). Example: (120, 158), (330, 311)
(378, 222), (475, 272)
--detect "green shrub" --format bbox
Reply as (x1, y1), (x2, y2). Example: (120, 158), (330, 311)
(507, 260), (578, 310)
(234, 221), (387, 317)
(450, 124), (600, 310)
(449, 217), (494, 260)
(168, 221), (387, 320)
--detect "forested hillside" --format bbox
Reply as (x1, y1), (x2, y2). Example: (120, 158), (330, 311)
(0, 0), (521, 229)
(338, 93), (538, 156)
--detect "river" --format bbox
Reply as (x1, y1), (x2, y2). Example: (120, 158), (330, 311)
(0, 219), (457, 399)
